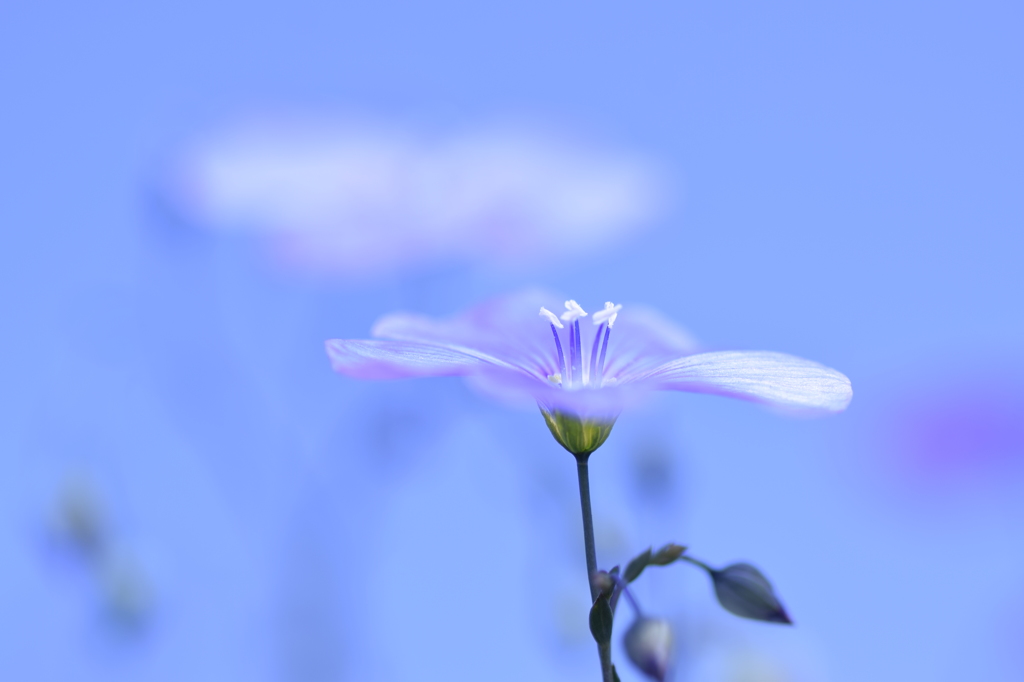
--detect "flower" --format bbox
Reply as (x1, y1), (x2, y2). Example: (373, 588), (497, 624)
(161, 116), (665, 279)
(325, 290), (852, 455)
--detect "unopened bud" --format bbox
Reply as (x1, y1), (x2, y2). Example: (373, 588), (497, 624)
(624, 617), (673, 682)
(54, 477), (106, 555)
(100, 553), (152, 630)
(711, 563), (792, 624)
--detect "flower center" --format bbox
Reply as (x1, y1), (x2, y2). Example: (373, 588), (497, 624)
(539, 301), (621, 389)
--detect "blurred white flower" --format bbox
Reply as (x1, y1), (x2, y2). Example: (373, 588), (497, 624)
(161, 115), (668, 278)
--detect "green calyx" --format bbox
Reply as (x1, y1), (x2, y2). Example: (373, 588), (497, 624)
(541, 409), (617, 457)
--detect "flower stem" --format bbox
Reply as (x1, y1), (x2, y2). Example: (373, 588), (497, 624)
(576, 454), (615, 682)
(678, 554), (714, 573)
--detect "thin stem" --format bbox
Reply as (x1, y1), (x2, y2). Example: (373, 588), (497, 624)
(679, 554), (714, 573)
(576, 455), (615, 682)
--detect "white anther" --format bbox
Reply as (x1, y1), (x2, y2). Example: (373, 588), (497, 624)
(539, 307), (564, 329)
(547, 373), (562, 385)
(592, 302), (622, 328)
(560, 300), (588, 322)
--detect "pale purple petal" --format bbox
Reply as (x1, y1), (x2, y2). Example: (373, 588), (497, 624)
(601, 305), (701, 380)
(371, 289), (567, 380)
(635, 350), (853, 415)
(327, 291), (852, 420)
(325, 339), (504, 379)
(465, 368), (648, 419)
(372, 290), (701, 387)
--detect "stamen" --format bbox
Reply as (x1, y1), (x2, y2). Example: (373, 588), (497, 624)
(591, 303), (621, 384)
(539, 307), (564, 329)
(560, 300), (588, 323)
(589, 322), (606, 383)
(592, 301), (622, 328)
(572, 319), (583, 387)
(597, 324), (611, 379)
(540, 308), (567, 380)
(567, 321), (576, 386)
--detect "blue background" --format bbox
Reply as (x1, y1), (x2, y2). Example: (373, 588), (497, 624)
(2, 1), (1023, 680)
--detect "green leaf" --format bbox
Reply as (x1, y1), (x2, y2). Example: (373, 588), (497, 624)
(589, 594), (614, 644)
(624, 548), (652, 583)
(650, 543), (687, 566)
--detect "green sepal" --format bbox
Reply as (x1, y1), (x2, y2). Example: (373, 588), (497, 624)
(541, 409), (616, 457)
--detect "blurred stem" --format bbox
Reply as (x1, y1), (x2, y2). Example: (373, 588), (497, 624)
(576, 454), (615, 682)
(610, 574), (643, 617)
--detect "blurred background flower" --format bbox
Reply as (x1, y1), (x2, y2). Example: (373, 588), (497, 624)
(160, 116), (666, 280)
(879, 370), (1024, 488)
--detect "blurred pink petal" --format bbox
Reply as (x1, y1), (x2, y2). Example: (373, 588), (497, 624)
(891, 381), (1024, 479)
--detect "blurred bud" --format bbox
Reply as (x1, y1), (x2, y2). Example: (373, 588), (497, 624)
(711, 563), (792, 624)
(624, 617), (673, 682)
(54, 477), (106, 556)
(591, 570), (615, 598)
(650, 543), (686, 566)
(100, 553), (152, 630)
